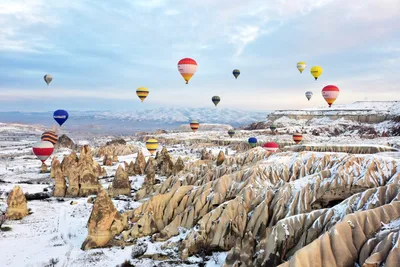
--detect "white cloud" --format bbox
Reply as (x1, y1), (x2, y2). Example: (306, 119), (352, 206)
(164, 9), (180, 16)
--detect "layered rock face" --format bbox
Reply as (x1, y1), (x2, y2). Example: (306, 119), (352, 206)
(6, 186), (28, 220)
(81, 148), (400, 267)
(51, 145), (106, 197)
(94, 142), (138, 157)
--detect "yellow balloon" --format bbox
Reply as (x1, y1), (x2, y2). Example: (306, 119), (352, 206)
(310, 66), (323, 80)
(297, 61), (306, 73)
(145, 138), (158, 155)
(136, 87), (149, 102)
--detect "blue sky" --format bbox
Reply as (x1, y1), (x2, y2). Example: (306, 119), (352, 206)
(0, 0), (399, 112)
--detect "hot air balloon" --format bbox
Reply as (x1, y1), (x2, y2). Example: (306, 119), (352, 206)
(305, 91), (313, 101)
(146, 138), (159, 155)
(263, 142), (279, 152)
(41, 130), (58, 145)
(322, 85), (340, 107)
(53, 109), (69, 126)
(212, 96), (220, 107)
(190, 120), (200, 133)
(248, 137), (257, 147)
(136, 87), (149, 102)
(270, 124), (277, 133)
(228, 129), (235, 138)
(293, 133), (303, 144)
(310, 66), (323, 80)
(297, 62), (306, 73)
(44, 74), (53, 86)
(177, 58), (197, 84)
(233, 69), (240, 79)
(32, 141), (54, 163)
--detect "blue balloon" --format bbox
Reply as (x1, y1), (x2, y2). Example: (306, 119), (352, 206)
(248, 137), (257, 147)
(53, 109), (69, 126)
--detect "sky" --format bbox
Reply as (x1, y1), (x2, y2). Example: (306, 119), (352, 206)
(0, 0), (399, 112)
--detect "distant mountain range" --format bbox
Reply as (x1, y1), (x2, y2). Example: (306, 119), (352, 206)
(0, 108), (270, 127)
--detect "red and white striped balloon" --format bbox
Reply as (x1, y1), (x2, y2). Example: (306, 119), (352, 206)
(177, 58), (197, 84)
(263, 142), (279, 152)
(32, 141), (54, 163)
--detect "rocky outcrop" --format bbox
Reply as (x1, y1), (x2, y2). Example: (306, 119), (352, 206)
(134, 158), (156, 200)
(6, 186), (28, 220)
(53, 159), (67, 197)
(40, 162), (48, 173)
(94, 142), (138, 157)
(53, 145), (105, 198)
(55, 134), (77, 150)
(81, 188), (127, 250)
(291, 144), (398, 154)
(103, 154), (113, 166)
(277, 202), (400, 267)
(134, 151), (146, 175)
(109, 165), (131, 197)
(106, 139), (126, 146)
(216, 151), (225, 166)
(173, 157), (185, 175)
(116, 151), (400, 261)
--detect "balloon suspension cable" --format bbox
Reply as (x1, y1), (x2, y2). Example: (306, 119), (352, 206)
(315, 77), (317, 81)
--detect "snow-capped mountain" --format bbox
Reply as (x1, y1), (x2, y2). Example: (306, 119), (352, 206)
(0, 108), (269, 127)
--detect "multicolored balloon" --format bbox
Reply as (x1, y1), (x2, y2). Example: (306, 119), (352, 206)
(32, 141), (54, 163)
(305, 91), (313, 101)
(232, 69), (240, 79)
(177, 58), (197, 84)
(44, 74), (53, 86)
(41, 131), (58, 145)
(248, 137), (257, 147)
(190, 120), (200, 132)
(310, 66), (323, 80)
(146, 138), (159, 155)
(53, 109), (69, 126)
(322, 85), (340, 107)
(270, 124), (277, 132)
(136, 87), (149, 102)
(263, 142), (279, 152)
(293, 133), (303, 144)
(212, 96), (220, 107)
(228, 129), (235, 138)
(297, 62), (306, 73)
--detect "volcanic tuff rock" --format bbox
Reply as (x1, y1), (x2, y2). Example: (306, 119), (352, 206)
(103, 154), (113, 166)
(55, 134), (77, 150)
(94, 142), (138, 157)
(52, 145), (106, 197)
(6, 186), (28, 220)
(134, 151), (146, 175)
(109, 165), (131, 197)
(81, 188), (127, 250)
(278, 202), (400, 267)
(40, 162), (48, 173)
(216, 151), (225, 166)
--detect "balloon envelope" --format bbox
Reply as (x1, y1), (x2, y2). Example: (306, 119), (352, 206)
(293, 133), (303, 144)
(248, 137), (257, 147)
(305, 91), (313, 101)
(146, 138), (158, 155)
(41, 131), (58, 145)
(136, 87), (149, 102)
(32, 141), (54, 163)
(190, 120), (200, 132)
(44, 74), (53, 85)
(212, 96), (220, 107)
(297, 62), (306, 73)
(263, 142), (279, 152)
(322, 85), (340, 107)
(232, 69), (240, 79)
(53, 109), (69, 126)
(310, 66), (323, 80)
(228, 129), (235, 138)
(177, 58), (197, 84)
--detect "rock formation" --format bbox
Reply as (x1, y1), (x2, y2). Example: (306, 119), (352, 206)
(134, 151), (146, 175)
(173, 157), (185, 175)
(55, 134), (77, 150)
(6, 186), (28, 220)
(81, 188), (127, 250)
(112, 154), (119, 163)
(216, 151), (225, 166)
(103, 154), (113, 166)
(109, 165), (131, 197)
(40, 162), (48, 173)
(53, 159), (67, 197)
(94, 142), (138, 158)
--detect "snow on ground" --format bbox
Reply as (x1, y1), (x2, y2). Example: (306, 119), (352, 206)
(0, 110), (400, 267)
